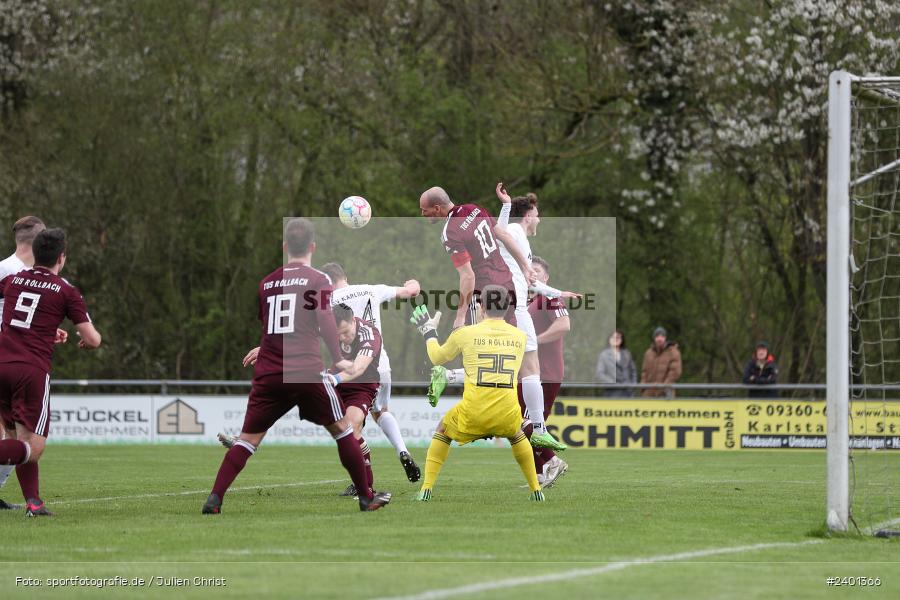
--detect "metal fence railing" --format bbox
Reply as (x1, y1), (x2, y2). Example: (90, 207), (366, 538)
(50, 380), (900, 399)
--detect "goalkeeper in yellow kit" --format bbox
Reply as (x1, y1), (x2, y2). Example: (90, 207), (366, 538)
(409, 284), (545, 501)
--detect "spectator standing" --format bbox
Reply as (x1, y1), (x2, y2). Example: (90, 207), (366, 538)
(595, 329), (637, 397)
(742, 341), (779, 398)
(640, 327), (682, 398)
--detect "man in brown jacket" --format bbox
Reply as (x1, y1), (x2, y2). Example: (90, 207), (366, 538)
(641, 327), (682, 398)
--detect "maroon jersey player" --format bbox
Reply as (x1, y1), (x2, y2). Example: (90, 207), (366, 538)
(0, 228), (102, 517)
(520, 256), (570, 487)
(202, 218), (391, 514)
(419, 186), (532, 328)
(330, 304), (383, 498)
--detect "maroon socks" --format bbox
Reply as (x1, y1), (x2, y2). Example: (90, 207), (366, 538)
(211, 441), (255, 498)
(335, 430), (373, 500)
(16, 461), (39, 500)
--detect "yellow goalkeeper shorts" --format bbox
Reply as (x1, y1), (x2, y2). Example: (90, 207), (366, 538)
(441, 403), (521, 444)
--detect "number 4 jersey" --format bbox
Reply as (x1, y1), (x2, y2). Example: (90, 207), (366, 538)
(424, 317), (526, 435)
(330, 284), (396, 372)
(0, 267), (92, 374)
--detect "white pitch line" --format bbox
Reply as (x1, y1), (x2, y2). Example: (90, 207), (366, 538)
(51, 479), (345, 506)
(374, 540), (824, 600)
(215, 548), (500, 561)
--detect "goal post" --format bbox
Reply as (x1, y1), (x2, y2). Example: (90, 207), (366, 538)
(827, 70), (900, 534)
(826, 70), (851, 532)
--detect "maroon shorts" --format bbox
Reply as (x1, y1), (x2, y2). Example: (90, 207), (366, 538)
(243, 373), (345, 433)
(517, 381), (563, 421)
(339, 383), (379, 418)
(0, 363), (51, 437)
(541, 382), (562, 420)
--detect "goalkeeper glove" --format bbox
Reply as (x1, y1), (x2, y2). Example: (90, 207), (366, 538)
(410, 305), (442, 340)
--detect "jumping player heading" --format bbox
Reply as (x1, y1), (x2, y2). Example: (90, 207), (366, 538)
(0, 228), (102, 516)
(418, 186), (531, 329)
(493, 184), (580, 452)
(419, 186), (561, 451)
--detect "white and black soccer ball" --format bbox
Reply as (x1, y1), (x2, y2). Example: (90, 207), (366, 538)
(338, 196), (372, 229)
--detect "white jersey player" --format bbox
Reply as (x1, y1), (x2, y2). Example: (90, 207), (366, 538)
(0, 216), (47, 511)
(492, 184), (580, 448)
(321, 262), (423, 483)
(0, 253), (26, 326)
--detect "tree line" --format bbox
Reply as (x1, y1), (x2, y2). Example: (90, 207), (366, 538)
(0, 0), (897, 383)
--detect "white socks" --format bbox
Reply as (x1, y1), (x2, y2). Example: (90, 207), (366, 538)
(0, 464), (13, 488)
(376, 411), (408, 456)
(446, 368), (465, 384)
(521, 375), (547, 435)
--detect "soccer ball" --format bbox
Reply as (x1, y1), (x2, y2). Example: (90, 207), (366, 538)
(338, 196), (372, 229)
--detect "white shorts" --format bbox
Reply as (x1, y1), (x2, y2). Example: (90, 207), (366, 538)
(516, 306), (538, 352)
(374, 368), (391, 412)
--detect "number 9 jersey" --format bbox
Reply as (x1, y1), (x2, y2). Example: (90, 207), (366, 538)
(0, 268), (91, 374)
(424, 318), (526, 440)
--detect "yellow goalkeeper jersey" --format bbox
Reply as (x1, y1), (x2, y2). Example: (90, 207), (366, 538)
(426, 318), (526, 436)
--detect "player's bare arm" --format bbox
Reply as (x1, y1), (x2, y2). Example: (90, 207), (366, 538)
(394, 279), (420, 299)
(242, 346), (260, 367)
(75, 322), (101, 349)
(536, 315), (570, 344)
(454, 262), (476, 329)
(333, 354), (374, 384)
(556, 291), (582, 299)
(495, 182), (512, 204)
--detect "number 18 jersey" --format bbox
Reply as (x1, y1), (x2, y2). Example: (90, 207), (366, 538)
(254, 264), (339, 380)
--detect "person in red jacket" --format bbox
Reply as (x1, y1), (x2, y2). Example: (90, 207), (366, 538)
(742, 341), (779, 398)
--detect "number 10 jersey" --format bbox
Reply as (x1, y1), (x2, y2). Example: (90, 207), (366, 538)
(442, 204), (514, 293)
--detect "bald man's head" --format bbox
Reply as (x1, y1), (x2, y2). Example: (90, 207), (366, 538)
(419, 186), (454, 223)
(421, 186), (451, 207)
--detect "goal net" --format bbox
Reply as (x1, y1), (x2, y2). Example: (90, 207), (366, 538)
(827, 71), (900, 535)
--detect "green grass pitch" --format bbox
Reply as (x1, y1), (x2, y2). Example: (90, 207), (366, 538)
(1, 446), (897, 599)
